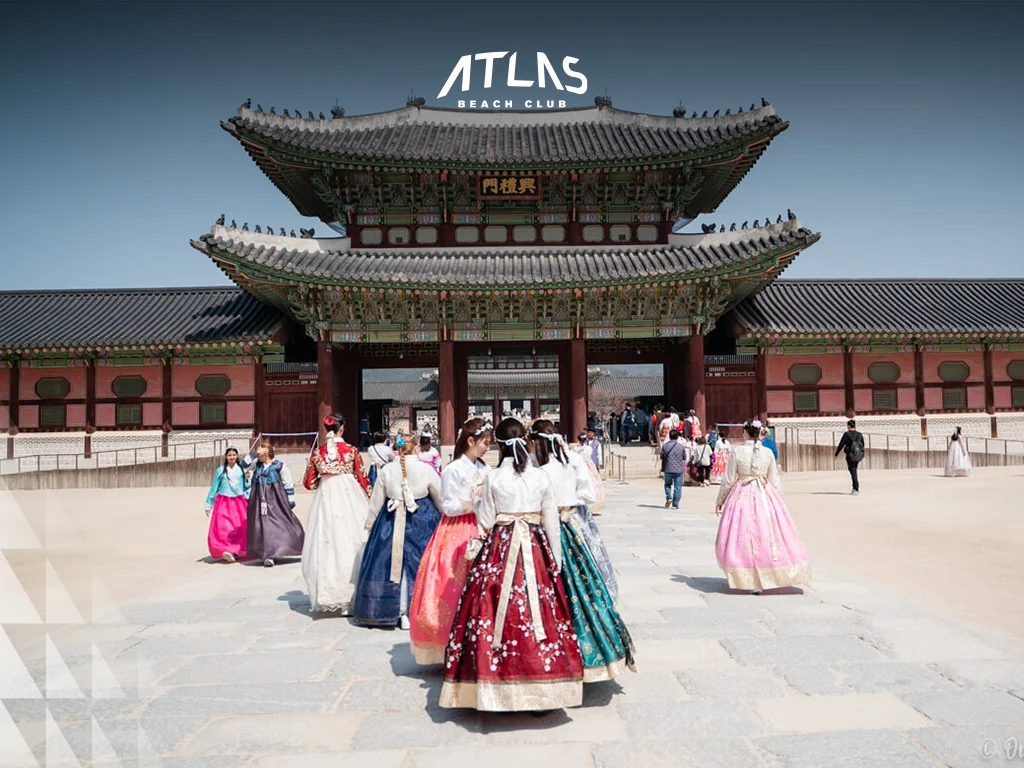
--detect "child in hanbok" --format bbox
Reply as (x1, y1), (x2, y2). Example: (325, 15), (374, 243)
(530, 420), (634, 681)
(714, 420), (810, 593)
(204, 446), (249, 562)
(354, 439), (443, 628)
(301, 414), (370, 614)
(241, 439), (304, 567)
(417, 432), (442, 475)
(440, 418), (583, 712)
(945, 426), (972, 477)
(409, 418), (492, 664)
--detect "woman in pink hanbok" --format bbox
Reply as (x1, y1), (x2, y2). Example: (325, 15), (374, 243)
(714, 420), (810, 593)
(204, 447), (248, 562)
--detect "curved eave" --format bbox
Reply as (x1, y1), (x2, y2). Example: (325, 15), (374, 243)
(190, 230), (819, 296)
(222, 114), (789, 221)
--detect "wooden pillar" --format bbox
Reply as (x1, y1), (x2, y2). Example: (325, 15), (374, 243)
(984, 343), (996, 437)
(689, 334), (707, 428)
(85, 359), (96, 458)
(755, 348), (768, 424)
(317, 342), (334, 444)
(531, 392), (540, 419)
(663, 341), (686, 415)
(570, 339), (588, 439)
(338, 357), (360, 446)
(558, 342), (572, 436)
(438, 341), (455, 447)
(492, 395), (502, 428)
(7, 360), (20, 455)
(843, 346), (855, 418)
(253, 357), (268, 438)
(161, 357), (172, 457)
(914, 345), (927, 437)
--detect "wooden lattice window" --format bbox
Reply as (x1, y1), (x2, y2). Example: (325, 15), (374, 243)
(414, 226), (438, 245)
(788, 364), (822, 385)
(868, 362), (901, 383)
(195, 374), (231, 396)
(455, 226), (479, 244)
(939, 361), (969, 382)
(35, 377), (71, 399)
(942, 388), (967, 409)
(513, 225), (537, 243)
(112, 375), (147, 397)
(39, 405), (66, 426)
(636, 224), (659, 242)
(387, 227), (410, 245)
(609, 224), (631, 242)
(1007, 360), (1024, 381)
(200, 403), (227, 424)
(484, 225), (508, 243)
(1013, 387), (1024, 408)
(582, 224), (604, 243)
(360, 228), (383, 246)
(793, 391), (819, 412)
(116, 404), (143, 426)
(541, 225), (565, 243)
(872, 390), (897, 410)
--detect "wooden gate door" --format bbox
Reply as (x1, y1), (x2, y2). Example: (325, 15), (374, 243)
(705, 381), (755, 430)
(265, 388), (318, 452)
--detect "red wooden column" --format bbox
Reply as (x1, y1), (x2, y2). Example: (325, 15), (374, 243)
(755, 348), (768, 424)
(438, 341), (455, 448)
(558, 342), (572, 436)
(85, 359), (96, 458)
(338, 358), (360, 446)
(914, 345), (927, 437)
(570, 339), (588, 439)
(161, 357), (172, 457)
(7, 360), (20, 456)
(492, 395), (502, 428)
(984, 343), (997, 437)
(664, 342), (686, 414)
(843, 346), (856, 418)
(689, 334), (707, 428)
(316, 342), (334, 444)
(253, 356), (268, 439)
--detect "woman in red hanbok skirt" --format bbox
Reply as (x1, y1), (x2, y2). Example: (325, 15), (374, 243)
(440, 419), (583, 712)
(204, 446), (249, 562)
(409, 418), (492, 664)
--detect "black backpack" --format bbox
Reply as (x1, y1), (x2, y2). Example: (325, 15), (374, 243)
(847, 433), (865, 463)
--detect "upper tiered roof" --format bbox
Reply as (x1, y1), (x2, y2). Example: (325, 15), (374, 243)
(223, 99), (789, 220)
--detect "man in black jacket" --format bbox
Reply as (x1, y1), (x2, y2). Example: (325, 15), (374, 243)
(835, 420), (865, 495)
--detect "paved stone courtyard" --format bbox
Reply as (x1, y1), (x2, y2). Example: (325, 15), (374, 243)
(3, 471), (1024, 767)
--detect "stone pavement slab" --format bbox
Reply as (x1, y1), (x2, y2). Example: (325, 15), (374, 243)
(5, 472), (1024, 766)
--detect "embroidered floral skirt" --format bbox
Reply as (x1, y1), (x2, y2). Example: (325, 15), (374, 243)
(439, 519), (583, 711)
(353, 495), (440, 626)
(715, 481), (811, 591)
(409, 512), (478, 665)
(560, 510), (635, 682)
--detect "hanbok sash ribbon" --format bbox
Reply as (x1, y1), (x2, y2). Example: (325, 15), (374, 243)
(738, 476), (778, 561)
(387, 482), (420, 584)
(491, 512), (546, 650)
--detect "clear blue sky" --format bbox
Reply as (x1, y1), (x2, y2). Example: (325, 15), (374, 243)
(1, 1), (1022, 291)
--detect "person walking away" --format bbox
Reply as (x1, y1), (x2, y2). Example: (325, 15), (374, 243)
(759, 426), (778, 460)
(242, 438), (304, 567)
(661, 429), (687, 509)
(715, 419), (810, 593)
(585, 428), (603, 471)
(204, 446), (249, 562)
(409, 418), (492, 664)
(354, 437), (443, 628)
(530, 419), (634, 679)
(366, 432), (394, 488)
(439, 418), (584, 711)
(359, 413), (371, 449)
(945, 426), (972, 477)
(301, 414), (371, 610)
(834, 420), (865, 495)
(693, 436), (713, 486)
(710, 429), (732, 485)
(635, 404), (649, 443)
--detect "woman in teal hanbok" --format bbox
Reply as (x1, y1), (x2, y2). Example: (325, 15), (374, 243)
(529, 420), (635, 682)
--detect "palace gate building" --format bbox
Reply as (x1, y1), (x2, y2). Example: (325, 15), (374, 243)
(2, 98), (1024, 459)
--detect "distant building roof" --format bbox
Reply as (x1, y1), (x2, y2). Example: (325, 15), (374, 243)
(0, 287), (284, 352)
(734, 279), (1024, 338)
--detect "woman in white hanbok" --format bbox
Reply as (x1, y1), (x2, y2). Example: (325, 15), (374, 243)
(945, 426), (972, 477)
(301, 414), (371, 615)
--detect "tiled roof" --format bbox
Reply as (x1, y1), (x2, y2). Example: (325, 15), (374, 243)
(362, 379), (437, 405)
(0, 287), (284, 351)
(194, 220), (818, 289)
(225, 104), (787, 166)
(591, 375), (665, 399)
(734, 279), (1024, 336)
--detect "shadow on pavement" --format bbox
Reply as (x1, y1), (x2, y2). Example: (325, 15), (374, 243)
(670, 573), (803, 597)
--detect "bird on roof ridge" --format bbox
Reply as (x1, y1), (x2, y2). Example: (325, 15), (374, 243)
(255, 225), (262, 233)
(241, 98), (251, 109)
(215, 214), (225, 225)
(787, 208), (796, 220)
(762, 97), (769, 107)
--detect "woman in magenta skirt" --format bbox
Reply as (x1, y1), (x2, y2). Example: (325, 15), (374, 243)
(204, 446), (249, 562)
